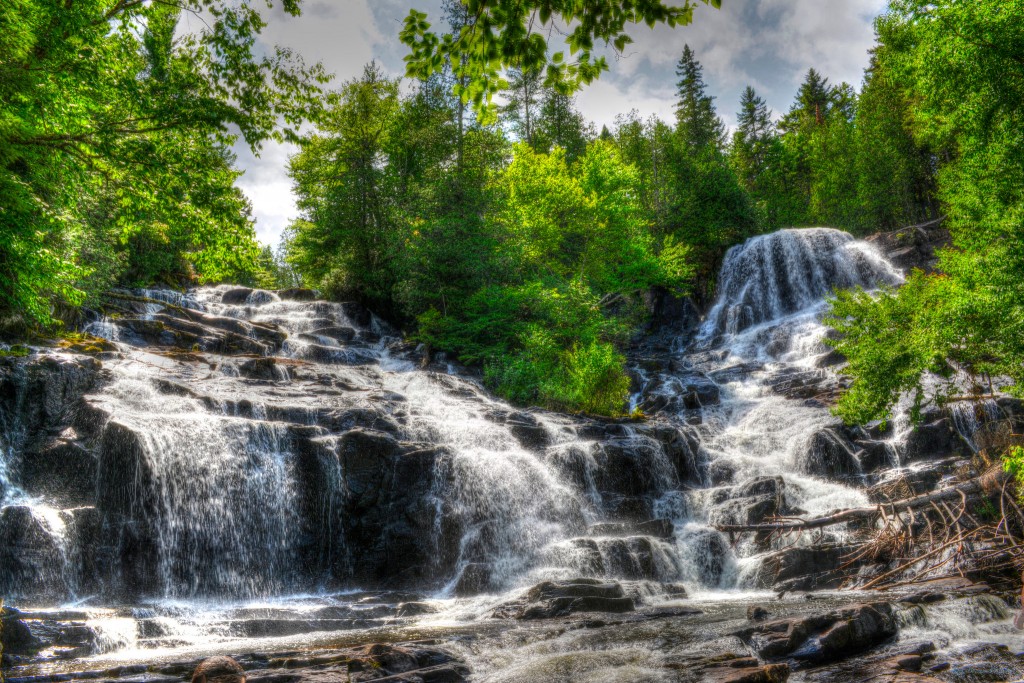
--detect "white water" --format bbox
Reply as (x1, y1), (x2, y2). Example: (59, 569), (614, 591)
(2, 228), (1018, 670)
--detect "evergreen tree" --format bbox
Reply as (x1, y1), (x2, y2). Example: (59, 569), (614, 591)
(730, 86), (774, 191)
(286, 63), (402, 313)
(502, 68), (543, 146)
(854, 51), (938, 230)
(534, 89), (590, 162)
(781, 68), (835, 131)
(674, 45), (725, 151)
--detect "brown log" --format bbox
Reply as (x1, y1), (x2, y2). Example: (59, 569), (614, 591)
(714, 470), (1007, 534)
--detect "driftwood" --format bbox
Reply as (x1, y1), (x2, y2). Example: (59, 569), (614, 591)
(714, 470), (1006, 534)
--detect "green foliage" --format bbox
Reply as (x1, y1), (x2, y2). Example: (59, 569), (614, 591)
(1005, 447), (1024, 500)
(400, 0), (721, 122)
(828, 0), (1024, 425)
(674, 45), (725, 152)
(0, 0), (325, 326)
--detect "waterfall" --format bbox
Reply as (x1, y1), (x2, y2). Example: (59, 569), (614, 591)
(700, 227), (903, 342)
(0, 230), (930, 610)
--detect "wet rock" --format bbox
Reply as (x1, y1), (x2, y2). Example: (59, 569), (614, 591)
(736, 602), (897, 664)
(593, 436), (669, 498)
(292, 429), (453, 588)
(753, 544), (859, 592)
(853, 438), (894, 472)
(493, 579), (636, 619)
(238, 357), (286, 381)
(308, 326), (357, 343)
(339, 301), (374, 328)
(221, 287), (254, 304)
(748, 605), (771, 621)
(646, 423), (704, 485)
(277, 288), (317, 301)
(604, 495), (655, 522)
(708, 460), (737, 485)
(0, 506), (69, 601)
(505, 411), (550, 451)
(588, 518), (674, 539)
(0, 353), (102, 455)
(289, 342), (377, 366)
(676, 528), (728, 586)
(708, 363), (763, 384)
(903, 418), (969, 463)
(800, 428), (861, 481)
(710, 476), (789, 527)
(452, 562), (495, 596)
(866, 221), (949, 273)
(193, 656), (246, 683)
(866, 459), (960, 503)
(20, 438), (97, 505)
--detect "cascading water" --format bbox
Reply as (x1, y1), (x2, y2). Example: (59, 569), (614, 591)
(1, 229), (1020, 680)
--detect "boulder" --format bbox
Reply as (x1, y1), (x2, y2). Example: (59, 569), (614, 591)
(493, 579), (636, 619)
(903, 419), (968, 463)
(505, 411), (550, 451)
(800, 428), (861, 481)
(238, 357), (286, 381)
(277, 288), (318, 301)
(193, 656), (246, 683)
(221, 287), (254, 304)
(753, 544), (859, 592)
(592, 436), (670, 498)
(736, 602), (897, 664)
(710, 476), (789, 528)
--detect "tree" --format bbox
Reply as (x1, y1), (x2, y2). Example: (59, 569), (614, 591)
(401, 0), (722, 121)
(854, 50), (938, 230)
(828, 0), (1024, 425)
(534, 89), (591, 162)
(730, 86), (774, 193)
(501, 68), (543, 146)
(286, 64), (402, 314)
(674, 45), (725, 151)
(0, 0), (325, 325)
(781, 68), (835, 131)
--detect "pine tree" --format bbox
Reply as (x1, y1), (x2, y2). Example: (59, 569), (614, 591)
(730, 86), (774, 191)
(502, 68), (542, 146)
(535, 89), (589, 162)
(781, 68), (834, 131)
(674, 45), (725, 151)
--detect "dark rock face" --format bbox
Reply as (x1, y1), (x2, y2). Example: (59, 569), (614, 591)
(292, 428), (452, 589)
(864, 220), (949, 273)
(0, 506), (68, 601)
(710, 476), (790, 528)
(737, 602), (897, 664)
(493, 579), (636, 619)
(592, 435), (673, 499)
(800, 428), (861, 482)
(903, 418), (969, 463)
(753, 544), (859, 592)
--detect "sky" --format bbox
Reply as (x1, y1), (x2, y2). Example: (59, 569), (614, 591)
(234, 0), (889, 247)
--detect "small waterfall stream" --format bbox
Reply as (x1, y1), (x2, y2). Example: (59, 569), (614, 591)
(1, 228), (1020, 677)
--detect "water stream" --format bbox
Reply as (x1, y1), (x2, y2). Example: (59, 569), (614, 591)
(1, 228), (1019, 678)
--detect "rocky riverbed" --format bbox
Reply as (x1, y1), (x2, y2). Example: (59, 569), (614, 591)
(1, 226), (1021, 681)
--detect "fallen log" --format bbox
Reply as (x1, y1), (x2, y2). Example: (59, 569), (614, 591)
(715, 468), (1007, 534)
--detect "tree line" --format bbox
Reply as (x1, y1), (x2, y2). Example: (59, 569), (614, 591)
(2, 0), (1018, 427)
(280, 4), (942, 414)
